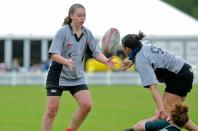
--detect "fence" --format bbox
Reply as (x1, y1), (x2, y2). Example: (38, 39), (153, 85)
(0, 70), (197, 86)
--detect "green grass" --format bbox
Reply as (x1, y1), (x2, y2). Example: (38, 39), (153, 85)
(0, 85), (197, 131)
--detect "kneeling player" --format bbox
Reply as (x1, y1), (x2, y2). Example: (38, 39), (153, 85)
(125, 103), (189, 131)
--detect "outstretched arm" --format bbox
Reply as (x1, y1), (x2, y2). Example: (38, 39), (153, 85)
(95, 53), (115, 69)
(121, 59), (133, 71)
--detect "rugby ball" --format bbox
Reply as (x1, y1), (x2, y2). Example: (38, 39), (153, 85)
(102, 28), (120, 54)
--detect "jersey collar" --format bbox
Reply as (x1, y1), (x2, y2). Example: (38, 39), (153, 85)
(128, 44), (142, 63)
(68, 23), (85, 42)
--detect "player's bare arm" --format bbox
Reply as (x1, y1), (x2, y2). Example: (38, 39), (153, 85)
(149, 84), (168, 119)
(50, 53), (74, 70)
(95, 53), (115, 69)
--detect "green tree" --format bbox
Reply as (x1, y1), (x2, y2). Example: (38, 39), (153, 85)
(162, 0), (198, 20)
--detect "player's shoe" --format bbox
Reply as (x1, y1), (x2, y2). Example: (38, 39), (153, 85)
(66, 128), (72, 131)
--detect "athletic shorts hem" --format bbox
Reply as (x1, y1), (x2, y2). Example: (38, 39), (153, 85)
(46, 84), (88, 96)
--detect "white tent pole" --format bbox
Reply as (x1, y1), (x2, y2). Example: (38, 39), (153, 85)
(41, 39), (48, 62)
(23, 39), (30, 69)
(5, 38), (12, 69)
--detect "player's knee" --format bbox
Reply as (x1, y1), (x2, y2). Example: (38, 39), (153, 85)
(45, 106), (59, 119)
(80, 101), (92, 113)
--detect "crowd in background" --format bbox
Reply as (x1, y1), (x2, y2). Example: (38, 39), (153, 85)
(0, 51), (127, 73)
(0, 58), (50, 73)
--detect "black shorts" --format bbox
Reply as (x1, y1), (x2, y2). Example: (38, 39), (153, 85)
(46, 84), (88, 96)
(165, 64), (194, 97)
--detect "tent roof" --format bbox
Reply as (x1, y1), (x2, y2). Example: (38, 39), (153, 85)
(0, 0), (198, 37)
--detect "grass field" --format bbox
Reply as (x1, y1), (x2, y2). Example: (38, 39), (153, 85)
(0, 85), (197, 131)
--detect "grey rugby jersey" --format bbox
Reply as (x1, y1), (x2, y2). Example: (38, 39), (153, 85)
(48, 24), (101, 86)
(135, 44), (185, 87)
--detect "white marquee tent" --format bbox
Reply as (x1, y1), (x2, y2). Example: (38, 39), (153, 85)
(0, 0), (198, 37)
(1, 0), (198, 85)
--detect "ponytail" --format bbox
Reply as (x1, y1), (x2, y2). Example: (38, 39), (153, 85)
(137, 31), (145, 40)
(62, 16), (71, 26)
(122, 31), (145, 49)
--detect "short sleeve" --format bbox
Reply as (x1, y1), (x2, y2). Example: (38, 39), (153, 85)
(49, 27), (66, 55)
(86, 29), (101, 58)
(136, 56), (158, 87)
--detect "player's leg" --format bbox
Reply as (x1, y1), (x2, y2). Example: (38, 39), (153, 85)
(69, 89), (92, 131)
(41, 88), (63, 131)
(41, 96), (61, 131)
(162, 92), (184, 114)
(162, 92), (198, 131)
(163, 64), (198, 130)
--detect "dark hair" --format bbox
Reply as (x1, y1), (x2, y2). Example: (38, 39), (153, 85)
(62, 3), (85, 26)
(122, 31), (145, 49)
(171, 103), (189, 128)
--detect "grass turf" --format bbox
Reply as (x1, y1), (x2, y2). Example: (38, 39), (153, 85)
(0, 85), (197, 131)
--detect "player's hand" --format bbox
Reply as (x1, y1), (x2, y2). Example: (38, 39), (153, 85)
(65, 58), (74, 71)
(121, 60), (133, 71)
(156, 109), (171, 121)
(106, 57), (116, 69)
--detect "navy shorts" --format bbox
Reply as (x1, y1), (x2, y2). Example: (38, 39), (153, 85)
(46, 84), (88, 96)
(165, 64), (194, 97)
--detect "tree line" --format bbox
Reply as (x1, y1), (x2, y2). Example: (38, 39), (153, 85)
(163, 0), (198, 20)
